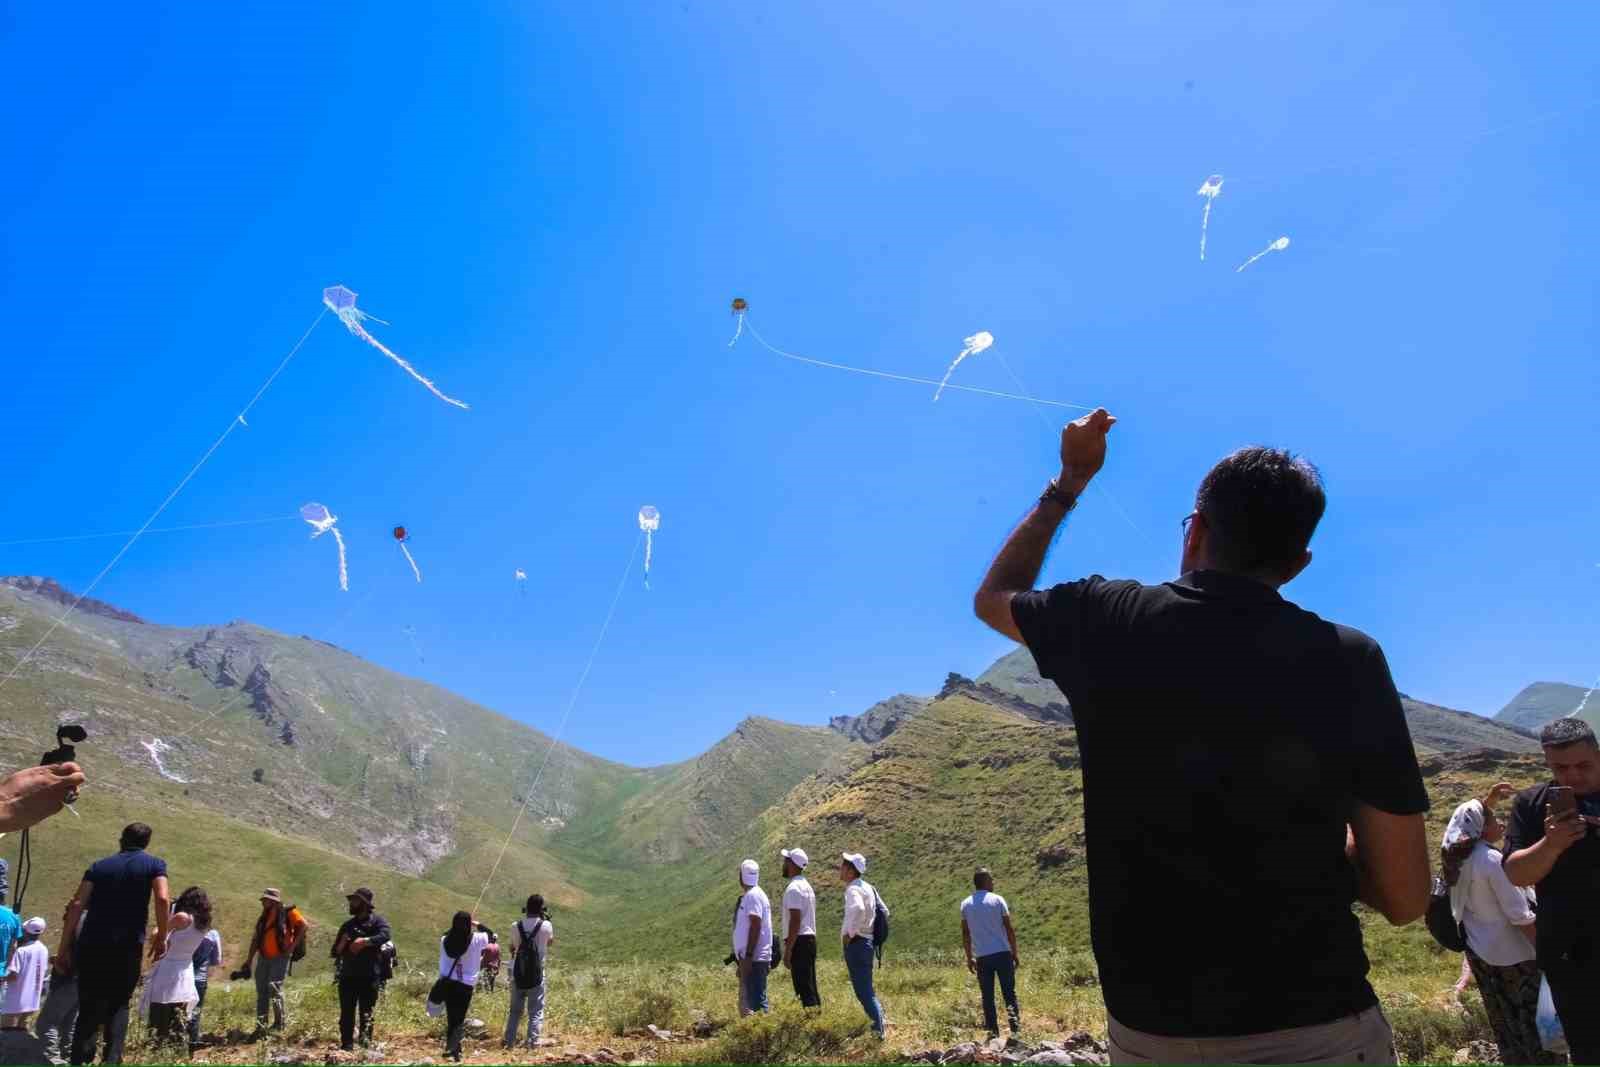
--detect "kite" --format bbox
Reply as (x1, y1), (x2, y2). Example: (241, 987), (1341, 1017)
(933, 331), (995, 402)
(1196, 174), (1223, 261)
(393, 525), (422, 583)
(515, 568), (527, 595)
(1236, 236), (1291, 273)
(300, 502), (348, 591)
(728, 297), (748, 347)
(638, 506), (660, 588)
(322, 285), (470, 410)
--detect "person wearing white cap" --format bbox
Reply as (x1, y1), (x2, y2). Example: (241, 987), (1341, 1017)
(1, 916), (48, 1028)
(732, 859), (773, 1016)
(779, 848), (820, 1009)
(839, 852), (885, 1037)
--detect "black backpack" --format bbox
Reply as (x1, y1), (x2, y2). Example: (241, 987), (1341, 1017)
(377, 940), (397, 982)
(869, 884), (891, 963)
(1424, 879), (1467, 953)
(512, 918), (546, 990)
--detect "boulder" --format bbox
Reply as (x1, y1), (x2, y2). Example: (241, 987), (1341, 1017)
(1453, 1041), (1502, 1065)
(942, 1043), (980, 1065)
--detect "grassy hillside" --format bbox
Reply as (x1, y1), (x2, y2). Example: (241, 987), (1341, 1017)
(0, 580), (854, 960)
(975, 647), (1065, 709)
(1495, 680), (1596, 732)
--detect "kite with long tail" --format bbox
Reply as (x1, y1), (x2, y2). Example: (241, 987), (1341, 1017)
(322, 285), (470, 410)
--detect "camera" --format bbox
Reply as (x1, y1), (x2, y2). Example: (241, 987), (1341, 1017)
(722, 952), (736, 967)
(43, 725), (87, 804)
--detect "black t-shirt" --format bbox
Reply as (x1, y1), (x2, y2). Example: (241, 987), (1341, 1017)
(78, 848), (167, 947)
(1504, 782), (1600, 966)
(1012, 571), (1429, 1038)
(333, 912), (393, 979)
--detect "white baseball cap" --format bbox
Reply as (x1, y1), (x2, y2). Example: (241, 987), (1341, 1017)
(23, 916), (46, 935)
(740, 859), (760, 886)
(781, 847), (809, 870)
(841, 852), (867, 875)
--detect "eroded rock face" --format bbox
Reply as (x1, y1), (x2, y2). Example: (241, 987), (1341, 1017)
(1, 576), (146, 623)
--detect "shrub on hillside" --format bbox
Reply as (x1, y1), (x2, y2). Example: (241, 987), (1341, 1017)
(684, 1008), (864, 1065)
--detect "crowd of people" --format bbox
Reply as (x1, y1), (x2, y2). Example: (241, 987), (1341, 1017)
(1, 420), (1599, 1065)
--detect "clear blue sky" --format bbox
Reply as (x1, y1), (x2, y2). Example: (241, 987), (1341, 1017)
(2, 3), (1596, 765)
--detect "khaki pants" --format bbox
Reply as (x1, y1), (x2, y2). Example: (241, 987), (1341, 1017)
(1109, 1006), (1396, 1065)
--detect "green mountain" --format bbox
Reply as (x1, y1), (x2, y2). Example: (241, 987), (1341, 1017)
(0, 577), (855, 964)
(1495, 681), (1597, 733)
(0, 576), (1556, 973)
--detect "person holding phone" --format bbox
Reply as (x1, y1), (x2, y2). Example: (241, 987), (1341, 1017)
(1504, 717), (1600, 1064)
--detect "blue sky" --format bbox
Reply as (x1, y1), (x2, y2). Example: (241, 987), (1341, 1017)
(2, 3), (1596, 765)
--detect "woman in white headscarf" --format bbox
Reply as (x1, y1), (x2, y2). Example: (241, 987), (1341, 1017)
(1439, 783), (1556, 1065)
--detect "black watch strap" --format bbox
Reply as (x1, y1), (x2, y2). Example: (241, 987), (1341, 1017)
(1040, 479), (1079, 512)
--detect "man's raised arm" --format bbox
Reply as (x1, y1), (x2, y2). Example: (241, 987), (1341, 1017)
(974, 409), (1115, 642)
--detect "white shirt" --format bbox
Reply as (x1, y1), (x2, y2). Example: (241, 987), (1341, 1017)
(1, 940), (48, 1014)
(1459, 842), (1537, 967)
(782, 877), (817, 939)
(437, 930), (490, 986)
(733, 886), (773, 961)
(145, 925), (207, 1008)
(842, 879), (876, 940)
(508, 916), (553, 962)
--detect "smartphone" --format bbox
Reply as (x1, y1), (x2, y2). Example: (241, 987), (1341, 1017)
(1548, 786), (1578, 821)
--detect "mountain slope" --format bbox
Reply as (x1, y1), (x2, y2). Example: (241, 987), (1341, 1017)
(976, 643), (1538, 754)
(1495, 681), (1596, 733)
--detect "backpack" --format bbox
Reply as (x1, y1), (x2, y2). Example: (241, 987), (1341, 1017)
(512, 918), (546, 990)
(289, 907), (308, 962)
(1424, 880), (1467, 953)
(869, 884), (891, 963)
(377, 940), (397, 982)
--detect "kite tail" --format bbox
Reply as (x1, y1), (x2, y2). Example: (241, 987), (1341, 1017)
(728, 313), (745, 348)
(932, 348), (976, 402)
(399, 541), (423, 583)
(352, 322), (471, 410)
(1199, 201), (1212, 261)
(330, 528), (349, 592)
(1236, 250), (1266, 273)
(643, 531), (653, 578)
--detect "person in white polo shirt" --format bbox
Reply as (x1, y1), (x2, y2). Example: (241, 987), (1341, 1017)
(778, 848), (820, 1009)
(961, 867), (1021, 1037)
(839, 852), (885, 1038)
(732, 860), (773, 1016)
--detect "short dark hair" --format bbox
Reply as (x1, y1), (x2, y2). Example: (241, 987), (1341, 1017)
(525, 894), (545, 917)
(1196, 447), (1326, 574)
(175, 885), (212, 929)
(120, 823), (153, 850)
(973, 867), (992, 889)
(1541, 717), (1598, 750)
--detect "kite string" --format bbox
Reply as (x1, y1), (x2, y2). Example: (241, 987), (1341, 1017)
(742, 321), (1096, 411)
(472, 529), (643, 912)
(990, 349), (1156, 551)
(0, 309), (328, 693)
(0, 515), (299, 549)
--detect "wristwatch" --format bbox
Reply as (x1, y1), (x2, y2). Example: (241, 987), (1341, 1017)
(1040, 478), (1079, 512)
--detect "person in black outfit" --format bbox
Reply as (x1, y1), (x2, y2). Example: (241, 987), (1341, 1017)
(59, 823), (169, 1066)
(975, 414), (1431, 1065)
(1504, 717), (1600, 1064)
(330, 887), (392, 1051)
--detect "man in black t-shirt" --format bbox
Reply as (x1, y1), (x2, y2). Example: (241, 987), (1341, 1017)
(975, 410), (1431, 1065)
(331, 887), (392, 1051)
(1504, 717), (1600, 1064)
(59, 823), (169, 1065)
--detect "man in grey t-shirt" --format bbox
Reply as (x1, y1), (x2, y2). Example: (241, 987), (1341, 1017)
(960, 867), (1020, 1037)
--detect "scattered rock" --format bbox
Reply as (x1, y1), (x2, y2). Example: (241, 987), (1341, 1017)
(942, 1042), (979, 1064)
(1000, 1055), (1025, 1066)
(910, 1050), (944, 1064)
(465, 1018), (489, 1038)
(1453, 1041), (1501, 1065)
(1022, 1054), (1076, 1066)
(645, 1024), (675, 1041)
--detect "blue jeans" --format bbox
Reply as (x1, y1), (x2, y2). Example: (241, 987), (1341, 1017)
(976, 951), (1019, 1034)
(504, 980), (546, 1047)
(739, 961), (770, 1015)
(843, 938), (884, 1035)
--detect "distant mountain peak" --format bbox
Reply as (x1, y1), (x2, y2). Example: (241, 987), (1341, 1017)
(1, 576), (145, 624)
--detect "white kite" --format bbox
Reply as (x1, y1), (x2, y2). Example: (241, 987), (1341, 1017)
(1236, 236), (1291, 273)
(638, 506), (660, 588)
(1196, 174), (1223, 261)
(515, 568), (527, 595)
(300, 502), (349, 591)
(933, 331), (995, 402)
(322, 285), (470, 410)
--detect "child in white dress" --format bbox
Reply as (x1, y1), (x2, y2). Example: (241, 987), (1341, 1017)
(1, 916), (49, 1028)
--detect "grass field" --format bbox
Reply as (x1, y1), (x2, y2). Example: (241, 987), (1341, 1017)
(107, 943), (1500, 1066)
